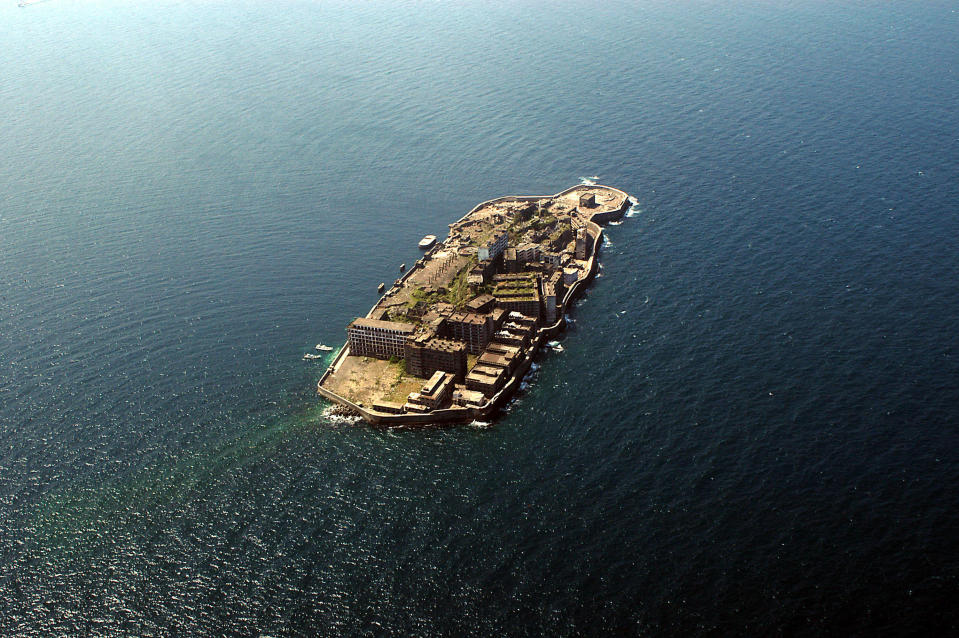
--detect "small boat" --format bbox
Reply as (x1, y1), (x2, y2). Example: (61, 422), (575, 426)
(418, 234), (437, 250)
(303, 353), (323, 360)
(315, 344), (334, 352)
(377, 282), (386, 293)
(399, 263), (406, 272)
(547, 340), (561, 347)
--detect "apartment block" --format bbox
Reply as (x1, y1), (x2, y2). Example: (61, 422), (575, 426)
(405, 371), (455, 411)
(444, 311), (494, 355)
(465, 364), (507, 397)
(347, 317), (415, 359)
(404, 335), (467, 380)
(477, 230), (508, 261)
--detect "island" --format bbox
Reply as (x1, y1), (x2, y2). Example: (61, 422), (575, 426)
(317, 184), (631, 425)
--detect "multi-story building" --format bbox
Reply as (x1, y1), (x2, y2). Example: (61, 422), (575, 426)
(486, 342), (521, 358)
(490, 307), (506, 329)
(465, 293), (496, 314)
(515, 242), (539, 263)
(492, 328), (525, 349)
(503, 247), (520, 273)
(492, 274), (540, 312)
(504, 311), (537, 329)
(347, 317), (415, 359)
(465, 364), (507, 397)
(542, 270), (564, 324)
(467, 258), (496, 285)
(405, 371), (455, 411)
(404, 335), (467, 380)
(477, 230), (508, 261)
(541, 251), (562, 269)
(478, 349), (518, 373)
(444, 311), (493, 355)
(575, 227), (590, 260)
(452, 387), (487, 408)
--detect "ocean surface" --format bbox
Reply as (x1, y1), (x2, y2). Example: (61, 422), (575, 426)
(2, 1), (959, 635)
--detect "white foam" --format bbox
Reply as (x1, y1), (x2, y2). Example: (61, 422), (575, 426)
(322, 404), (362, 425)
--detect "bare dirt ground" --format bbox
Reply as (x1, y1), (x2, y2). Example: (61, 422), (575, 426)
(324, 355), (421, 406)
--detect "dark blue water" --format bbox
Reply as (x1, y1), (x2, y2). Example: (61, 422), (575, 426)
(3, 1), (958, 635)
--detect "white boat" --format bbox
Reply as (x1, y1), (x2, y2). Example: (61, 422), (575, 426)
(547, 340), (561, 347)
(303, 353), (323, 360)
(418, 234), (437, 249)
(315, 344), (334, 352)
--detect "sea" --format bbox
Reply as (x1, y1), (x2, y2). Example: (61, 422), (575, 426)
(2, 1), (958, 635)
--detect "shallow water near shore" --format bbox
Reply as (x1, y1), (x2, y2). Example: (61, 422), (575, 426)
(2, 1), (959, 635)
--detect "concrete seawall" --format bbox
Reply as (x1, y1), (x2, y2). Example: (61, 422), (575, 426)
(317, 185), (630, 427)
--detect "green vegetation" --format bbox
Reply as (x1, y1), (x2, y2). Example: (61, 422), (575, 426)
(475, 229), (494, 246)
(494, 277), (537, 295)
(549, 226), (569, 245)
(509, 205), (560, 240)
(529, 215), (556, 231)
(404, 257), (477, 310)
(408, 286), (433, 306)
(507, 215), (525, 244)
(444, 261), (472, 307)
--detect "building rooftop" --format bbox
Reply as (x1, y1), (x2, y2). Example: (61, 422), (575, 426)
(465, 293), (496, 312)
(478, 351), (515, 369)
(468, 364), (504, 379)
(425, 338), (466, 353)
(448, 311), (487, 325)
(452, 388), (487, 406)
(422, 370), (447, 395)
(349, 317), (415, 333)
(487, 343), (521, 356)
(371, 400), (406, 414)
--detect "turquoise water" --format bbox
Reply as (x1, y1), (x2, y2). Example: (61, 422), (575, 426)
(2, 1), (959, 634)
